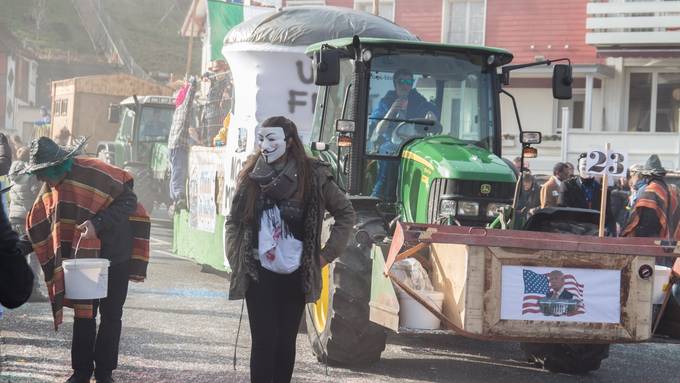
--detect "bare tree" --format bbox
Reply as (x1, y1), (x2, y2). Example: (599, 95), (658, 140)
(32, 0), (48, 40)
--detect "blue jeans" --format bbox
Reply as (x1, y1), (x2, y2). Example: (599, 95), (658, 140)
(169, 147), (189, 202)
(673, 282), (680, 305)
(371, 141), (399, 201)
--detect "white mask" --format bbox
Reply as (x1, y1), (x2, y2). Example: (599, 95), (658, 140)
(257, 127), (287, 163)
(578, 157), (592, 179)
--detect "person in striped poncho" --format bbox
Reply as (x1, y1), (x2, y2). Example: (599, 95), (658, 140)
(24, 137), (150, 383)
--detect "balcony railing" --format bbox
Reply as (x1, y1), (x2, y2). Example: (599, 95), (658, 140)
(586, 1), (680, 47)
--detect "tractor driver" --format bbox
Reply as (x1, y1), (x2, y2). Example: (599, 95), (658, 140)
(368, 69), (438, 201)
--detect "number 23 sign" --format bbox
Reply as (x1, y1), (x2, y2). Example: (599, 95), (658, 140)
(586, 149), (627, 176)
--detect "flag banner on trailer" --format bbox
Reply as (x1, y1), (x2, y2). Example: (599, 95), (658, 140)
(500, 265), (621, 323)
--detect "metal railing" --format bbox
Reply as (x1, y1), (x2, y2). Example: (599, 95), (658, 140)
(586, 1), (680, 47)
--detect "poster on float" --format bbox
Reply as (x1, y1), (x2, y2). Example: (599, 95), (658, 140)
(188, 149), (218, 233)
(500, 265), (621, 324)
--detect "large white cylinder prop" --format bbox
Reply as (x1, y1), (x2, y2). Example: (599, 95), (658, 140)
(224, 44), (316, 144)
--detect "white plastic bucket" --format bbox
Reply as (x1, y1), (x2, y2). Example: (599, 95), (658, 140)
(63, 258), (110, 299)
(653, 265), (672, 304)
(397, 290), (445, 330)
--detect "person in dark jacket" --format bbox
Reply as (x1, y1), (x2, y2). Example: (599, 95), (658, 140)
(559, 153), (615, 234)
(24, 137), (151, 383)
(0, 192), (34, 309)
(367, 69), (438, 200)
(225, 116), (355, 383)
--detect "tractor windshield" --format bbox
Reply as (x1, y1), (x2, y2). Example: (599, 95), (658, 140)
(139, 106), (174, 142)
(366, 52), (496, 156)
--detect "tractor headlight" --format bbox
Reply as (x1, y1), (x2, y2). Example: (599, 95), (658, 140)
(439, 199), (457, 217)
(487, 203), (512, 217)
(457, 201), (480, 216)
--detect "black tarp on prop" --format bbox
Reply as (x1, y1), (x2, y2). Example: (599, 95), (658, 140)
(224, 6), (418, 47)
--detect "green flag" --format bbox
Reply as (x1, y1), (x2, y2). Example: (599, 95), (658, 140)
(207, 0), (244, 61)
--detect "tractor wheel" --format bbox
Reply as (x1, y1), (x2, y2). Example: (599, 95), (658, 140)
(305, 246), (387, 366)
(520, 342), (610, 374)
(124, 166), (156, 214)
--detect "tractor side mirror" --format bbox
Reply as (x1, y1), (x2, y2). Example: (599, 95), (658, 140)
(313, 48), (341, 86)
(552, 64), (573, 100)
(108, 104), (121, 124)
(520, 131), (542, 145)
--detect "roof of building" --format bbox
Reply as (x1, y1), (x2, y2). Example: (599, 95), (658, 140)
(52, 73), (172, 97)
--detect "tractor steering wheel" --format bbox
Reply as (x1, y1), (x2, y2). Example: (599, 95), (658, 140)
(390, 120), (443, 146)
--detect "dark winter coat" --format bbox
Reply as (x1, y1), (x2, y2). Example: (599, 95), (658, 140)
(0, 204), (33, 309)
(559, 177), (615, 234)
(224, 160), (355, 303)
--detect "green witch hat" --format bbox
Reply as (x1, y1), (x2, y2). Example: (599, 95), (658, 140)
(22, 137), (86, 174)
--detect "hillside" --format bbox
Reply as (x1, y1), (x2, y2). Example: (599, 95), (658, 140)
(0, 0), (96, 57)
(102, 0), (200, 76)
(0, 0), (199, 77)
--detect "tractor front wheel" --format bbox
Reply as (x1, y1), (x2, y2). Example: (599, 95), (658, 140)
(305, 246), (387, 365)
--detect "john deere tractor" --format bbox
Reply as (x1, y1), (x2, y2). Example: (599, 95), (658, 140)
(304, 37), (573, 365)
(97, 95), (175, 212)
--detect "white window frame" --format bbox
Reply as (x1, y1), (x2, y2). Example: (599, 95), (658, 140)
(354, 0), (395, 22)
(623, 68), (680, 133)
(553, 90), (586, 134)
(441, 0), (486, 45)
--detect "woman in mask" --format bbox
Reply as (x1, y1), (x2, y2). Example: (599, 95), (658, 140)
(225, 116), (355, 383)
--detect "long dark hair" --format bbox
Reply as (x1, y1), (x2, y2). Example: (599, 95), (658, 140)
(237, 116), (312, 223)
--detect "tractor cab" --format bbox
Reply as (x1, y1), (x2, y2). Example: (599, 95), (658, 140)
(309, 38), (520, 226)
(98, 95), (176, 212)
(102, 96), (175, 167)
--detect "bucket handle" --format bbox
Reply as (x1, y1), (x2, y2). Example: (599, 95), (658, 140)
(73, 234), (83, 264)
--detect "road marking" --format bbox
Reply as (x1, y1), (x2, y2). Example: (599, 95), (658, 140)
(128, 286), (227, 299)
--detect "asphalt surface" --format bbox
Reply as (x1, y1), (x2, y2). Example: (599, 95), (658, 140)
(1, 218), (679, 382)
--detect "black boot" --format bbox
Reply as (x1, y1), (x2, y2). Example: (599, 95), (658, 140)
(94, 373), (114, 383)
(65, 370), (91, 383)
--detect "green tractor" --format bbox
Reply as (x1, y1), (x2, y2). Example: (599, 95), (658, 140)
(303, 37), (573, 365)
(98, 95), (176, 213)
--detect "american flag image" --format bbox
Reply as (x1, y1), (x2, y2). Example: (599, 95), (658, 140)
(522, 269), (585, 316)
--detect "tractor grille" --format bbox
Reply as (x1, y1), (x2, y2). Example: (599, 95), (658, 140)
(427, 178), (515, 225)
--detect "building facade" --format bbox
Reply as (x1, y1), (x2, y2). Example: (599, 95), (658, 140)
(0, 27), (40, 142)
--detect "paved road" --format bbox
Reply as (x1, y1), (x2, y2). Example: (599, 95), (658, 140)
(1, 219), (679, 382)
